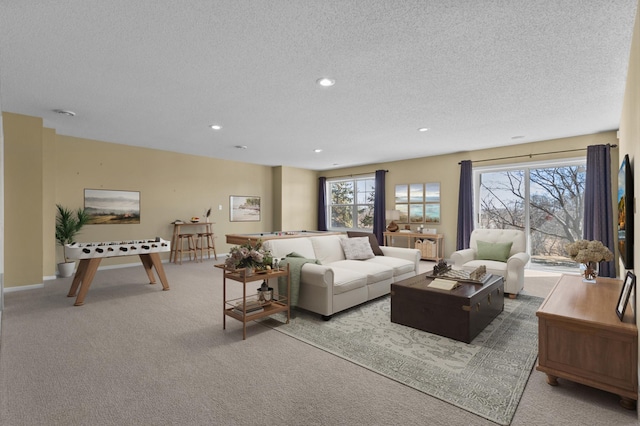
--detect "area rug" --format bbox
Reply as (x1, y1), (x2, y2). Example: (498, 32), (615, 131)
(260, 294), (544, 425)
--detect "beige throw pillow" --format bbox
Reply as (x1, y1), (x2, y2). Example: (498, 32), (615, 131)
(340, 237), (375, 260)
(346, 231), (384, 256)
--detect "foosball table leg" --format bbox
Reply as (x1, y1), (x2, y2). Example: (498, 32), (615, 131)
(67, 259), (90, 298)
(146, 253), (170, 291)
(139, 254), (157, 284)
(71, 258), (102, 306)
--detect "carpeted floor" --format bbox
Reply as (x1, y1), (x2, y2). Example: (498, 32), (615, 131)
(0, 259), (637, 425)
(261, 293), (543, 425)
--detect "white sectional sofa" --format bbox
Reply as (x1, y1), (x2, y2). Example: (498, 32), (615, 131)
(263, 234), (420, 319)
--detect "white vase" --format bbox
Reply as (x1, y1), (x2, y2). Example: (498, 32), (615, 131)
(58, 261), (76, 278)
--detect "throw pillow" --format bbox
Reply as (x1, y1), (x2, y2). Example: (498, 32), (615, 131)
(347, 231), (384, 256)
(340, 237), (375, 260)
(476, 240), (513, 262)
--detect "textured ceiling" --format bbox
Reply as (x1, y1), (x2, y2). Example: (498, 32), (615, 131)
(0, 1), (637, 171)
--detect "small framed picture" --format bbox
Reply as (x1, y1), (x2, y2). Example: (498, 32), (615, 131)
(616, 271), (636, 321)
(230, 196), (261, 222)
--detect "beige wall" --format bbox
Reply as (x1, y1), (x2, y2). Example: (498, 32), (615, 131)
(42, 127), (56, 277)
(620, 1), (640, 277)
(619, 0), (639, 408)
(272, 167), (283, 231)
(272, 166), (317, 232)
(53, 134), (275, 267)
(279, 166), (318, 231)
(3, 113), (44, 287)
(3, 112), (280, 287)
(0, 116), (625, 290)
(320, 131), (618, 258)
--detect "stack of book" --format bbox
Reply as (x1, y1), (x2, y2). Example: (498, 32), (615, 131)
(428, 278), (460, 291)
(233, 300), (264, 315)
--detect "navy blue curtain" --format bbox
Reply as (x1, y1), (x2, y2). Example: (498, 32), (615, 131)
(456, 160), (474, 250)
(373, 170), (387, 244)
(317, 177), (327, 231)
(583, 145), (616, 277)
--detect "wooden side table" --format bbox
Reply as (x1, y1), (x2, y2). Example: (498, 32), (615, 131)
(215, 264), (290, 340)
(536, 274), (638, 409)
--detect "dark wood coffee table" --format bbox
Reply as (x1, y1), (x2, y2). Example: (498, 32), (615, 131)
(391, 272), (504, 343)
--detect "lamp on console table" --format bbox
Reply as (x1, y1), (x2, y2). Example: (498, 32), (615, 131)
(386, 210), (401, 232)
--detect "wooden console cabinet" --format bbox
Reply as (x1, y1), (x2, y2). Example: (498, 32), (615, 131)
(536, 274), (638, 409)
(383, 231), (444, 261)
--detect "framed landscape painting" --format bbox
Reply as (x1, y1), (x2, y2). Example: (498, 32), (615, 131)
(230, 196), (261, 222)
(84, 189), (140, 224)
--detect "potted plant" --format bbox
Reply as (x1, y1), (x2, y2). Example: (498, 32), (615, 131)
(55, 204), (90, 277)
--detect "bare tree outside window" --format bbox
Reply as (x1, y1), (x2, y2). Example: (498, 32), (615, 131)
(478, 163), (586, 268)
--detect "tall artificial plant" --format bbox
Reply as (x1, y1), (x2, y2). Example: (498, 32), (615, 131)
(55, 204), (90, 263)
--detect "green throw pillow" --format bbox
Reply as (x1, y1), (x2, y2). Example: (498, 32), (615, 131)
(476, 240), (512, 262)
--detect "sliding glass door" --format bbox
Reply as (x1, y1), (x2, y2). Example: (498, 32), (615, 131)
(475, 158), (586, 270)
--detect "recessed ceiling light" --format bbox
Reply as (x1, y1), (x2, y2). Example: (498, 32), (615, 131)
(53, 109), (76, 117)
(235, 145), (247, 149)
(316, 77), (335, 87)
(210, 124), (222, 130)
(418, 127), (429, 132)
(314, 149), (323, 153)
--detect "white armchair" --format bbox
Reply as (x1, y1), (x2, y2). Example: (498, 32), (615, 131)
(451, 229), (530, 297)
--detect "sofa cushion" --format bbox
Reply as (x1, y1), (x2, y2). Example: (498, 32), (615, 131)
(263, 238), (316, 260)
(340, 237), (375, 260)
(329, 260), (393, 285)
(330, 267), (368, 295)
(476, 240), (512, 262)
(310, 235), (346, 264)
(366, 256), (414, 277)
(347, 231), (384, 256)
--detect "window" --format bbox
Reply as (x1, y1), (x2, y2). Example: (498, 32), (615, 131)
(327, 175), (375, 231)
(474, 157), (586, 270)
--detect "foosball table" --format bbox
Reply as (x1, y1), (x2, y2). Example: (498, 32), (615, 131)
(65, 238), (171, 306)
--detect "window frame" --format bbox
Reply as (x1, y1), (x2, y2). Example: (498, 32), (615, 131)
(473, 156), (586, 270)
(326, 174), (376, 232)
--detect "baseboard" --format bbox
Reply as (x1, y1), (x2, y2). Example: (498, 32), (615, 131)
(4, 283), (45, 293)
(43, 258), (176, 282)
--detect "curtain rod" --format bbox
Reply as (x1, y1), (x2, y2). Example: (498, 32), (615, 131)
(323, 170), (388, 179)
(458, 144), (617, 165)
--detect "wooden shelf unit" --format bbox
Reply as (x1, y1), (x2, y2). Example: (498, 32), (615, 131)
(216, 264), (290, 340)
(536, 274), (638, 409)
(383, 231), (444, 261)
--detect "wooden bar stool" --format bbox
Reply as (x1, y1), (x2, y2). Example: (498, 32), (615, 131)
(197, 232), (217, 260)
(176, 233), (198, 264)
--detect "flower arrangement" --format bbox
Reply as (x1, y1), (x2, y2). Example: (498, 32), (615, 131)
(224, 239), (273, 271)
(565, 239), (614, 264)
